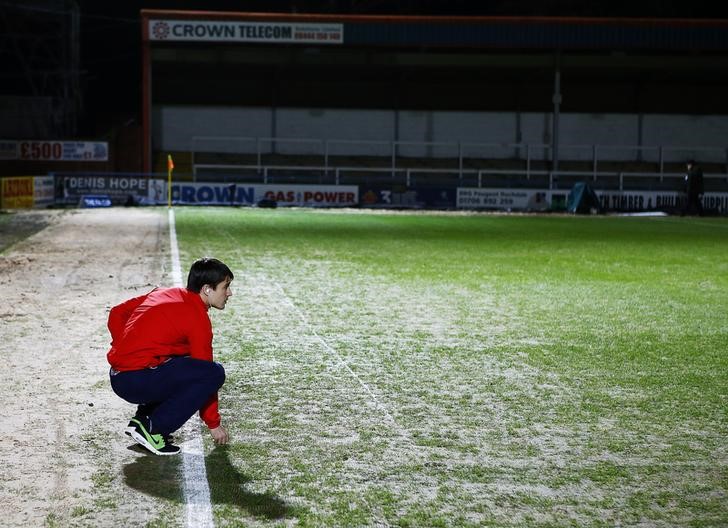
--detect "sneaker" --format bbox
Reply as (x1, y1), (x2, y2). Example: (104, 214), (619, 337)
(125, 418), (175, 444)
(124, 419), (136, 437)
(125, 408), (147, 437)
(128, 417), (180, 456)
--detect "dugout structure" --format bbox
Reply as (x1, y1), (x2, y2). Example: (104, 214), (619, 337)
(140, 11), (728, 209)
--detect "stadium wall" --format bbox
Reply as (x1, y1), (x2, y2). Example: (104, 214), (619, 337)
(153, 105), (728, 163)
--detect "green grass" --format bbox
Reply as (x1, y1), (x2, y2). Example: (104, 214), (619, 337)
(173, 208), (727, 527)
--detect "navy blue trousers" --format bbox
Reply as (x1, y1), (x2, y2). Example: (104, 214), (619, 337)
(110, 356), (225, 436)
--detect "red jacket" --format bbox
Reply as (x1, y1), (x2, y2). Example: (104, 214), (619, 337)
(107, 287), (220, 429)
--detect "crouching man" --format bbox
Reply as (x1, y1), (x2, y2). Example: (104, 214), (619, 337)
(107, 257), (233, 455)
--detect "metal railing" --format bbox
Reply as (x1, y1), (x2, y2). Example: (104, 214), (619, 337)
(191, 163), (728, 192)
(191, 135), (728, 177)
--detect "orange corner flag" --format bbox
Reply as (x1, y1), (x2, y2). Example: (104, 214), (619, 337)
(167, 154), (174, 208)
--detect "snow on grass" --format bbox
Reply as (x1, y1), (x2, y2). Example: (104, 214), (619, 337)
(174, 208), (728, 527)
(208, 263), (599, 524)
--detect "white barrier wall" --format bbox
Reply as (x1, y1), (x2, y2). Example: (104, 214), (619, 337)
(643, 115), (728, 161)
(154, 105), (728, 162)
(557, 114), (641, 161)
(278, 109), (394, 155)
(153, 106), (272, 152)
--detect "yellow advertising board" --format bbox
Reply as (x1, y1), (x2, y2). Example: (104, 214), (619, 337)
(1, 177), (35, 209)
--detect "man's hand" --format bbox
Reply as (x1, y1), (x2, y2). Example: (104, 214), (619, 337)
(210, 425), (229, 444)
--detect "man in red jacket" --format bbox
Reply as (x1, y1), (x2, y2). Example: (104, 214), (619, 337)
(107, 257), (233, 455)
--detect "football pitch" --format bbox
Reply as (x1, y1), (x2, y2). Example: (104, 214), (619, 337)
(171, 208), (725, 527)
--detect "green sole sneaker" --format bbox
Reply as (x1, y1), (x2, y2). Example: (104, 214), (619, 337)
(125, 418), (175, 443)
(128, 417), (180, 456)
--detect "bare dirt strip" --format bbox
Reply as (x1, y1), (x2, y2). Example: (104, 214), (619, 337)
(0, 208), (184, 527)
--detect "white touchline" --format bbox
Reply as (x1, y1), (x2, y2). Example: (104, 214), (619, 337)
(169, 208), (183, 287)
(168, 208), (214, 528)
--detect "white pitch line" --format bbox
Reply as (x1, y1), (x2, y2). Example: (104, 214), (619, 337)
(168, 208), (214, 528)
(267, 277), (412, 442)
(169, 208), (183, 287)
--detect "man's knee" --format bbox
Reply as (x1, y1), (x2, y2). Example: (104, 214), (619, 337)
(208, 361), (225, 389)
(182, 357), (225, 389)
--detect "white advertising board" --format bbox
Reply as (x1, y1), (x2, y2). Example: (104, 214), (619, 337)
(1, 140), (109, 161)
(171, 182), (358, 207)
(457, 187), (728, 213)
(149, 20), (343, 44)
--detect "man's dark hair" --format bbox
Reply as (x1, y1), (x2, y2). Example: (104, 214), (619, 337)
(186, 257), (233, 293)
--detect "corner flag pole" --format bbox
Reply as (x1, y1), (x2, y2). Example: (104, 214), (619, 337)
(167, 154), (174, 208)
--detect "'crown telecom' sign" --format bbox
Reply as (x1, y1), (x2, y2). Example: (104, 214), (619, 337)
(149, 20), (343, 44)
